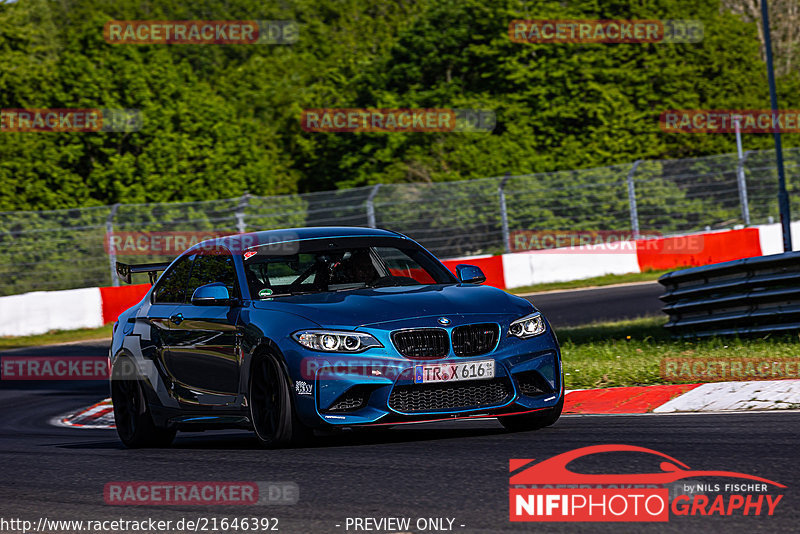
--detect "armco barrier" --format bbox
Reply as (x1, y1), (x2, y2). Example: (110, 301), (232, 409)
(0, 225), (783, 337)
(659, 251), (800, 337)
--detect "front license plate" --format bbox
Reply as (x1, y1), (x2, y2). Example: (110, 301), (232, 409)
(414, 360), (495, 384)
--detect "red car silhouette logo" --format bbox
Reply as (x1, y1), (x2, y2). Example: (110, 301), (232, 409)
(510, 444), (785, 487)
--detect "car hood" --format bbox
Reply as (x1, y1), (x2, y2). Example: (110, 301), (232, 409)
(250, 284), (533, 328)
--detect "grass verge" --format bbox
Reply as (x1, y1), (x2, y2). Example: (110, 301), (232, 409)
(557, 317), (800, 390)
(508, 270), (670, 294)
(0, 324), (112, 350)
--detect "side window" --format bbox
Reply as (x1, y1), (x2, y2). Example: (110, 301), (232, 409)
(185, 247), (238, 300)
(246, 254), (317, 296)
(152, 255), (193, 303)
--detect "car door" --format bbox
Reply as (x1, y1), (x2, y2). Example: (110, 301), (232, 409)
(141, 254), (193, 372)
(164, 246), (242, 405)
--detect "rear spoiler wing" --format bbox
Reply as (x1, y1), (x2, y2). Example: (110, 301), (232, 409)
(116, 261), (171, 285)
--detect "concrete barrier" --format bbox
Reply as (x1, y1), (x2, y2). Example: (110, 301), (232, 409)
(1, 224), (788, 335)
(0, 287), (103, 337)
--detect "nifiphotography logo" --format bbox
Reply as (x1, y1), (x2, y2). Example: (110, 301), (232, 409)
(509, 444), (785, 522)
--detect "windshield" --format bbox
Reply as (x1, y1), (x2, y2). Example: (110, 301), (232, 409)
(244, 244), (453, 298)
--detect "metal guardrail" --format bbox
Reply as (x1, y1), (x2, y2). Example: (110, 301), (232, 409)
(659, 252), (800, 337)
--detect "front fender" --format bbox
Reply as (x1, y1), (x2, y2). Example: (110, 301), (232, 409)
(238, 306), (324, 427)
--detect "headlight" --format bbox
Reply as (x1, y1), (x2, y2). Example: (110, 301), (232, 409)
(508, 312), (546, 338)
(293, 330), (382, 353)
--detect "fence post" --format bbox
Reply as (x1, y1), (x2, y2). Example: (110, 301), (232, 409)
(236, 193), (250, 234)
(736, 150), (752, 226)
(626, 160), (642, 239)
(499, 172), (512, 254)
(106, 203), (120, 286)
(366, 184), (381, 228)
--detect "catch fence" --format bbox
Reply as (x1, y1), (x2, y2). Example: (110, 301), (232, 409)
(1, 148), (798, 295)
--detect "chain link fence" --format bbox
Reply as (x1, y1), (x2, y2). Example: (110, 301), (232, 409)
(2, 148), (799, 296)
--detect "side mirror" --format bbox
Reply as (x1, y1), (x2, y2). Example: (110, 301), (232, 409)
(191, 282), (231, 306)
(455, 264), (486, 285)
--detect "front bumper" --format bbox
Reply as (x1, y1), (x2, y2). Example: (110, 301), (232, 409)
(284, 324), (563, 428)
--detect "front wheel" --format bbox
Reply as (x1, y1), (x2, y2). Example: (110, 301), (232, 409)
(499, 395), (563, 432)
(249, 352), (311, 448)
(111, 359), (176, 448)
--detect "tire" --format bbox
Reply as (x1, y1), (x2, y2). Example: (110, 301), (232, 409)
(499, 390), (564, 433)
(249, 351), (311, 448)
(111, 358), (176, 448)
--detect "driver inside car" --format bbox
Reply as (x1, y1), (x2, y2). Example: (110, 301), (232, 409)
(329, 249), (379, 286)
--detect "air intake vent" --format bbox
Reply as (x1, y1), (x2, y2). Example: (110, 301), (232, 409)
(389, 378), (512, 413)
(452, 323), (499, 357)
(391, 328), (449, 359)
(514, 370), (555, 397)
(324, 385), (374, 413)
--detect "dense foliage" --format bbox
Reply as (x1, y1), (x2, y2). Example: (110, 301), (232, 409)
(2, 0), (800, 212)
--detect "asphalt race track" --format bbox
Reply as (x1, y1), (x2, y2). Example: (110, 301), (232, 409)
(1, 376), (798, 533)
(523, 282), (665, 327)
(2, 286), (798, 534)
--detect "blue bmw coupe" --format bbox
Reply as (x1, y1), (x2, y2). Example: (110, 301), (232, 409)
(110, 227), (563, 448)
